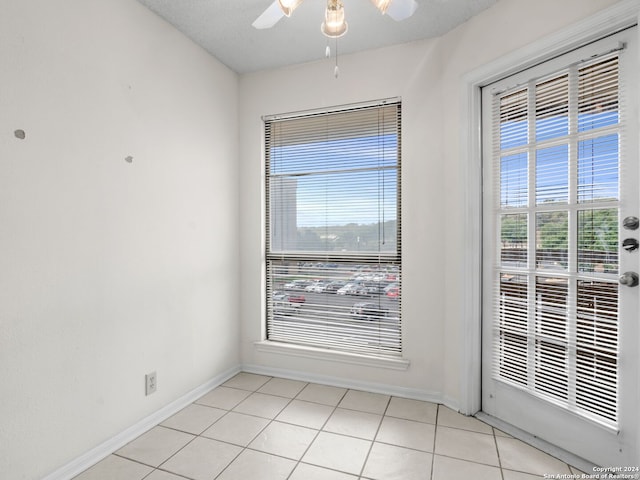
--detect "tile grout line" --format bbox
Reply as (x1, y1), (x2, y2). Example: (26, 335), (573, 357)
(356, 392), (393, 479)
(158, 412), (240, 480)
(211, 375), (293, 480)
(429, 404), (439, 480)
(109, 451), (192, 479)
(428, 451), (508, 470)
(215, 385), (441, 478)
(284, 384), (349, 479)
(139, 373), (276, 480)
(210, 378), (367, 479)
(146, 467), (193, 480)
(492, 427), (506, 480)
(210, 376), (371, 479)
(203, 378), (279, 479)
(113, 425), (200, 475)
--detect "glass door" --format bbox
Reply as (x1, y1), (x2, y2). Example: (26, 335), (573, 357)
(482, 28), (638, 466)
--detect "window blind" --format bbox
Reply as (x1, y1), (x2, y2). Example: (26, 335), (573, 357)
(492, 52), (623, 427)
(265, 100), (402, 358)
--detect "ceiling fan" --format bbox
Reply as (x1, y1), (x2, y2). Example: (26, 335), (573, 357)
(252, 0), (419, 38)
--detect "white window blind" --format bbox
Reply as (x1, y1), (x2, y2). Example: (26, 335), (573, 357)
(265, 100), (402, 358)
(492, 52), (623, 426)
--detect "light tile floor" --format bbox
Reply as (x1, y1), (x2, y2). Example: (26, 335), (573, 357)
(74, 373), (588, 480)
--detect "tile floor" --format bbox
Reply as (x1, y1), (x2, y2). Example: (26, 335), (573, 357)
(74, 373), (587, 480)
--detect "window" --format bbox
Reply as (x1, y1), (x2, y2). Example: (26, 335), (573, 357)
(264, 100), (402, 358)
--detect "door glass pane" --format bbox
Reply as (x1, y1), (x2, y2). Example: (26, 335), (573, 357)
(535, 277), (568, 340)
(536, 144), (569, 205)
(500, 88), (528, 149)
(534, 277), (569, 399)
(535, 340), (568, 399)
(536, 74), (569, 141)
(578, 134), (619, 203)
(578, 56), (619, 132)
(576, 280), (618, 422)
(498, 274), (528, 386)
(536, 212), (568, 270)
(501, 153), (528, 208)
(578, 208), (618, 273)
(501, 214), (527, 268)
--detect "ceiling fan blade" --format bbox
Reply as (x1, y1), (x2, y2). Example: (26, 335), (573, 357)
(252, 1), (285, 29)
(386, 0), (418, 21)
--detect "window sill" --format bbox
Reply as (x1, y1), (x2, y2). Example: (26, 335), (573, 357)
(254, 341), (411, 371)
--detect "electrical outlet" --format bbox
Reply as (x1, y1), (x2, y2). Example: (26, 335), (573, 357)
(145, 372), (157, 396)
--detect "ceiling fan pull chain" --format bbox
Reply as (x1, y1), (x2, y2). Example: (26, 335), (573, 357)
(334, 36), (339, 78)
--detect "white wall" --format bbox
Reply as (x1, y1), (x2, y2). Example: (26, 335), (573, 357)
(0, 1), (239, 479)
(238, 0), (619, 402)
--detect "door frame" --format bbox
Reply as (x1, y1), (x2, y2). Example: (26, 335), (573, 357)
(458, 0), (640, 420)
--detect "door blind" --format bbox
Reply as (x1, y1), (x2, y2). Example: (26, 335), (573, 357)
(492, 52), (623, 427)
(265, 100), (402, 358)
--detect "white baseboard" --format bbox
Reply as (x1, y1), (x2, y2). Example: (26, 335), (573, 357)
(43, 365), (241, 480)
(242, 363), (448, 407)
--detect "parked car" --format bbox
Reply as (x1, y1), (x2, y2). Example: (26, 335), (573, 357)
(305, 281), (328, 293)
(386, 286), (399, 299)
(284, 280), (311, 291)
(360, 282), (385, 295)
(272, 300), (300, 316)
(350, 302), (387, 320)
(352, 284), (371, 295)
(272, 291), (287, 300)
(337, 283), (359, 295)
(324, 280), (347, 293)
(286, 294), (306, 303)
(384, 282), (398, 293)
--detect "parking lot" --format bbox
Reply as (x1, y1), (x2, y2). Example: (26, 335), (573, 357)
(269, 289), (401, 355)
(267, 262), (401, 353)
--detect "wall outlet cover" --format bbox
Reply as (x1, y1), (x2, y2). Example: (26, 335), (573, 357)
(145, 372), (157, 396)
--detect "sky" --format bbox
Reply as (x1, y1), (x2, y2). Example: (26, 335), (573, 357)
(500, 113), (619, 207)
(270, 133), (399, 227)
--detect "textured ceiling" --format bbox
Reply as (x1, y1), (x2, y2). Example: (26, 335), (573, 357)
(136, 0), (498, 74)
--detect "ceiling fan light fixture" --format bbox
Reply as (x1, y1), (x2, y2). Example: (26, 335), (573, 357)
(277, 0), (303, 17)
(321, 0), (348, 38)
(370, 0), (392, 14)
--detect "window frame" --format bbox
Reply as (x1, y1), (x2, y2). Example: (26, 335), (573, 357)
(263, 99), (403, 360)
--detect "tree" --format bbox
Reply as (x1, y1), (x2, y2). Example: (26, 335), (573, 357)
(501, 214), (527, 245)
